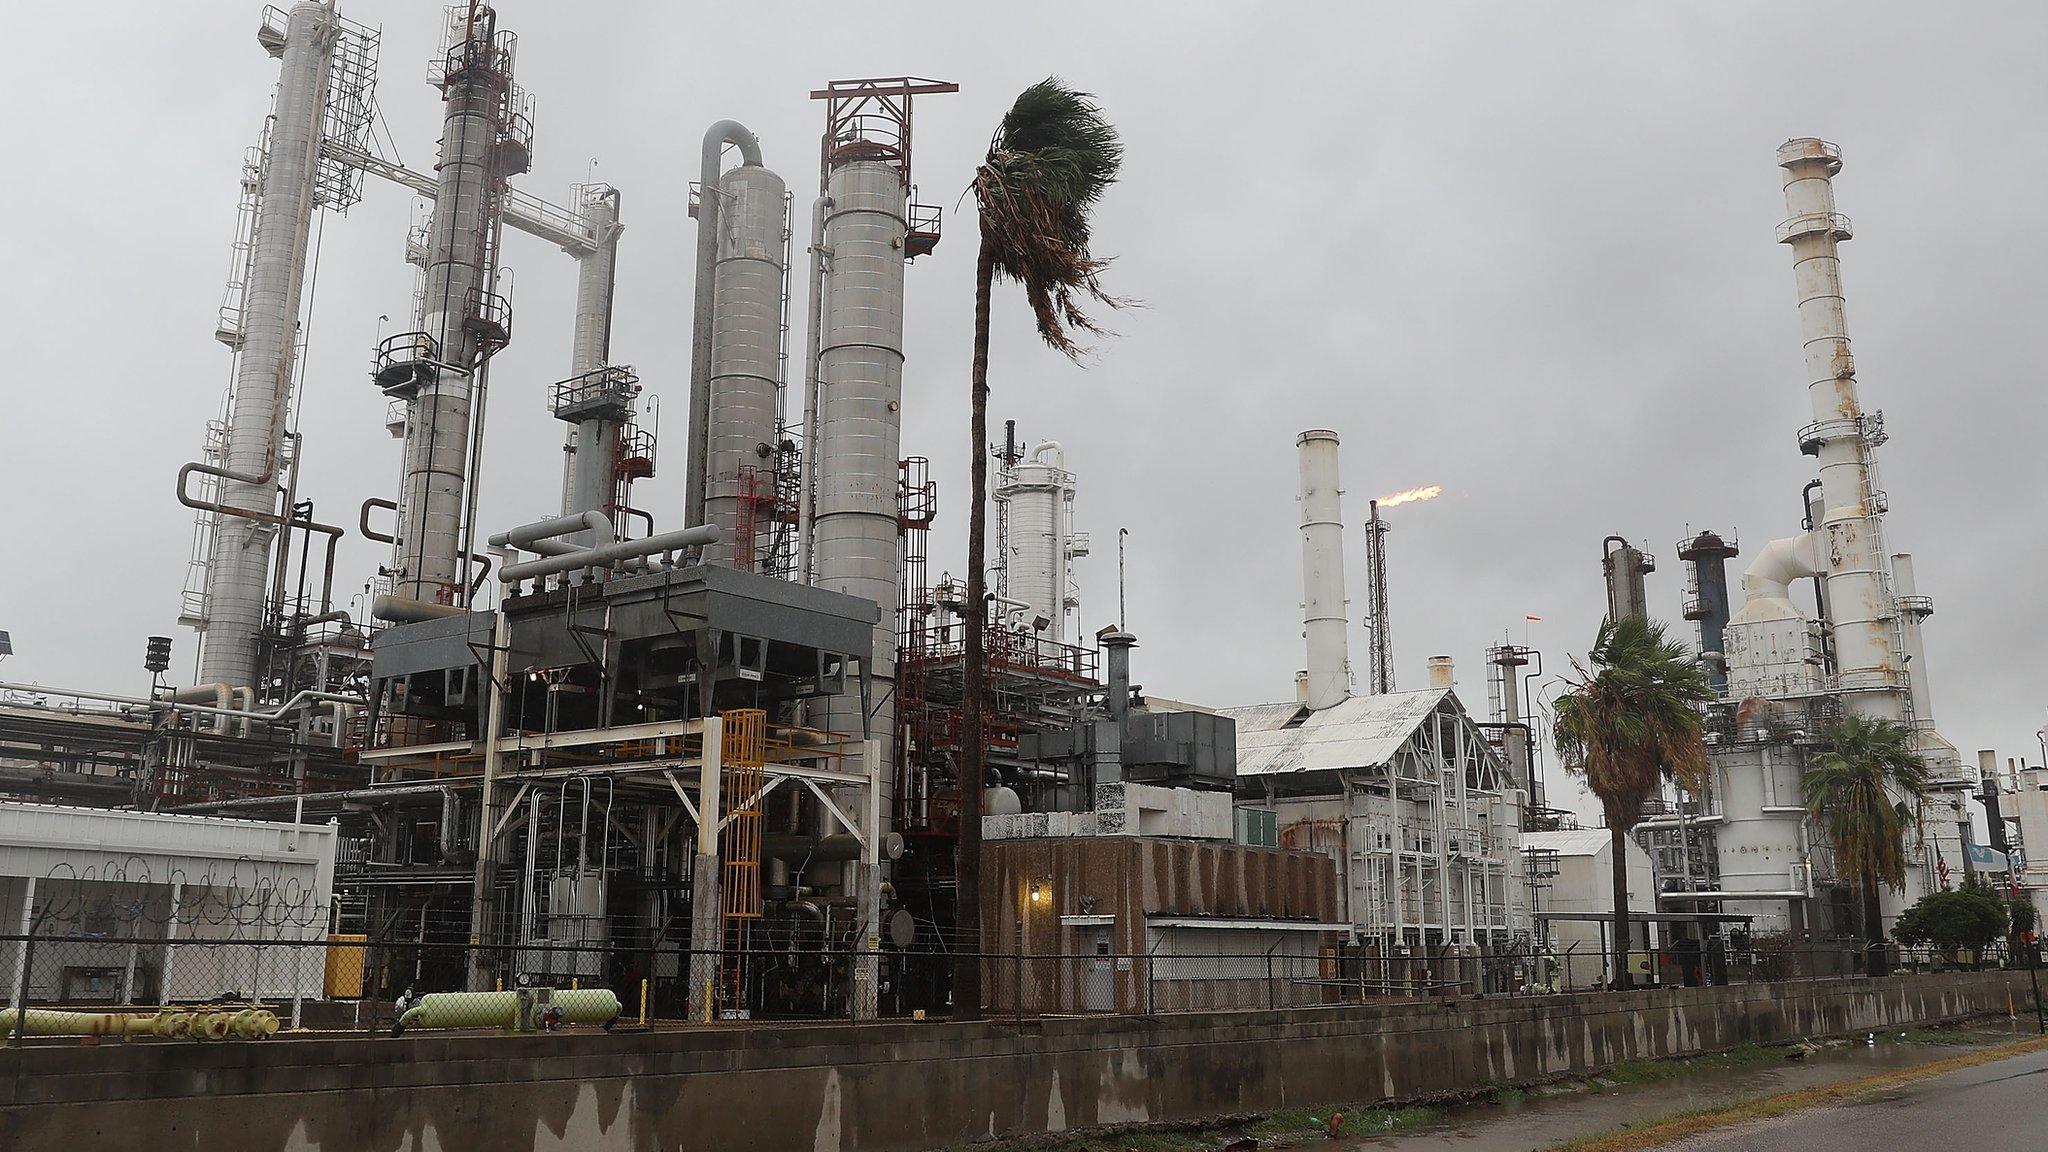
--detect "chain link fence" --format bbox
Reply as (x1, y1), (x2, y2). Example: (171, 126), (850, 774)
(7, 925), (2037, 1046)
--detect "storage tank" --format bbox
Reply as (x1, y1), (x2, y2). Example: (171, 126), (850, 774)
(702, 162), (789, 570)
(995, 443), (1078, 642)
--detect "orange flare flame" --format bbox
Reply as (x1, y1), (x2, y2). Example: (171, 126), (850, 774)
(1375, 485), (1443, 508)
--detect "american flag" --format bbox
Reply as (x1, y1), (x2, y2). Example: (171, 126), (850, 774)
(1936, 848), (1951, 890)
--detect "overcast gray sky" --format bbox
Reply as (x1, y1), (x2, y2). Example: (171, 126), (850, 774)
(2, 2), (2042, 820)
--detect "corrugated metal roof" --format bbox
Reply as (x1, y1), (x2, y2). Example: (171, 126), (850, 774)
(1221, 689), (1451, 776)
(1519, 829), (1613, 858)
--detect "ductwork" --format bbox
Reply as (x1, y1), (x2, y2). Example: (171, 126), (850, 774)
(1737, 531), (1818, 609)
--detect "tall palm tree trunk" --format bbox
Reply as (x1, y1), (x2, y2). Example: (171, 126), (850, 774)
(1609, 823), (1633, 991)
(1863, 874), (1887, 978)
(953, 232), (995, 1021)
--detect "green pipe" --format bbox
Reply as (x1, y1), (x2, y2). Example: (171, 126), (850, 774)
(394, 988), (621, 1034)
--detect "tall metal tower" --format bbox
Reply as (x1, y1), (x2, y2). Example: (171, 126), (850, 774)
(802, 77), (955, 829)
(374, 4), (531, 611)
(183, 2), (379, 689)
(1363, 500), (1393, 694)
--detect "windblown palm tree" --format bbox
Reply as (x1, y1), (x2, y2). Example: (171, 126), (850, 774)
(1804, 713), (1928, 977)
(1552, 617), (1712, 990)
(956, 80), (1124, 1020)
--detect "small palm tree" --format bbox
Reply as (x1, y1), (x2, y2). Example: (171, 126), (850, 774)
(1552, 617), (1712, 990)
(1804, 714), (1928, 977)
(956, 80), (1124, 1020)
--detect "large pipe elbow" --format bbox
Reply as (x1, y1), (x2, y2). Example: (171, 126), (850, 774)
(1740, 531), (1819, 605)
(703, 120), (763, 169)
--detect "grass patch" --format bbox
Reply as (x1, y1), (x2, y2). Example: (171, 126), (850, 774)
(1541, 1034), (2048, 1152)
(1596, 1041), (1782, 1086)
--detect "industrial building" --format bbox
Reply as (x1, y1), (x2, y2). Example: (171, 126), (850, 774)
(0, 1), (2017, 1036)
(1634, 139), (1977, 947)
(1221, 431), (1532, 988)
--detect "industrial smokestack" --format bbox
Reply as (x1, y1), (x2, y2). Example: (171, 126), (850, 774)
(1602, 536), (1655, 622)
(1296, 430), (1350, 711)
(1428, 655), (1454, 690)
(1101, 628), (1136, 727)
(1776, 138), (1901, 702)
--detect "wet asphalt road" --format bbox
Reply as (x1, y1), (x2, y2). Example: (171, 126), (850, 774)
(1662, 1043), (2048, 1151)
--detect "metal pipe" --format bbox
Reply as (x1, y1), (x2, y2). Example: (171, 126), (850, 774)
(0, 682), (363, 725)
(498, 524), (721, 583)
(1296, 430), (1350, 711)
(795, 195), (830, 584)
(763, 832), (903, 864)
(371, 594), (467, 624)
(687, 121), (765, 529)
(487, 511), (616, 551)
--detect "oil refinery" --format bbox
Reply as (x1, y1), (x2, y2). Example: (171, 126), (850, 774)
(0, 6), (2042, 1138)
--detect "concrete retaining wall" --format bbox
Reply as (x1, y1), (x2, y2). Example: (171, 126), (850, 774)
(0, 971), (2035, 1151)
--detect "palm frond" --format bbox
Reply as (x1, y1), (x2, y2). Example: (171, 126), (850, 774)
(1551, 617), (1713, 831)
(972, 78), (1129, 359)
(1803, 714), (1928, 892)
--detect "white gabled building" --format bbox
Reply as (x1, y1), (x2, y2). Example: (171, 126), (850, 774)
(1226, 687), (1527, 954)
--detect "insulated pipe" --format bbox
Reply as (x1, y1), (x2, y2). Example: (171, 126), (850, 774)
(498, 524), (721, 583)
(795, 195), (830, 584)
(686, 121), (765, 529)
(487, 511), (616, 552)
(1739, 531), (1819, 605)
(371, 594), (468, 623)
(198, 1), (341, 690)
(0, 683), (365, 726)
(1296, 430), (1350, 712)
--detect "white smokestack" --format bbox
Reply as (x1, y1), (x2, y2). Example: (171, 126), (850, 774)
(1428, 655), (1455, 690)
(1297, 430), (1350, 711)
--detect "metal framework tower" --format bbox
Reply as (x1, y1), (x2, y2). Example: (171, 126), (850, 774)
(1364, 500), (1393, 695)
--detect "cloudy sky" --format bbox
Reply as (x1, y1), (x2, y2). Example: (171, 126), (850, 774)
(1, 2), (2042, 819)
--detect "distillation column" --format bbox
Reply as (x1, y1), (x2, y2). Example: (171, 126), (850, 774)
(197, 2), (340, 688)
(811, 154), (910, 810)
(701, 158), (790, 569)
(558, 187), (627, 528)
(389, 8), (517, 607)
(1776, 139), (1903, 712)
(994, 443), (1080, 643)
